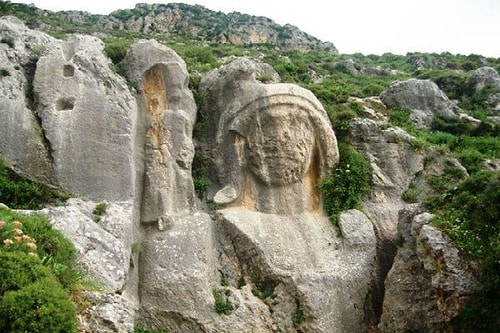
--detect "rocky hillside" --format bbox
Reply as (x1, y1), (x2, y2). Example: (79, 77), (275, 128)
(4, 2), (337, 52)
(0, 2), (499, 333)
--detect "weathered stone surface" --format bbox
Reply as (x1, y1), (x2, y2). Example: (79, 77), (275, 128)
(33, 34), (139, 201)
(380, 79), (460, 128)
(78, 292), (136, 333)
(197, 57), (377, 332)
(201, 57), (339, 214)
(0, 17), (56, 184)
(379, 205), (476, 332)
(138, 211), (219, 332)
(122, 40), (197, 226)
(466, 66), (500, 113)
(34, 199), (134, 293)
(348, 118), (425, 238)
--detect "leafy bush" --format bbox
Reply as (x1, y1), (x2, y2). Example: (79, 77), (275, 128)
(0, 251), (52, 295)
(213, 288), (233, 315)
(456, 148), (485, 175)
(318, 144), (371, 222)
(93, 202), (108, 222)
(0, 209), (78, 289)
(0, 159), (67, 209)
(104, 38), (133, 64)
(0, 277), (76, 333)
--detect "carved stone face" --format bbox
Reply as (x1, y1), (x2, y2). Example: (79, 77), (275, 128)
(244, 107), (314, 186)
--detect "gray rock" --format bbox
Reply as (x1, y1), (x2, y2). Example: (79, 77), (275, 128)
(0, 17), (57, 185)
(380, 79), (459, 128)
(121, 39), (196, 121)
(348, 118), (425, 239)
(33, 34), (139, 201)
(137, 211), (220, 332)
(466, 66), (500, 113)
(34, 199), (134, 293)
(121, 40), (197, 226)
(379, 206), (476, 332)
(78, 292), (136, 333)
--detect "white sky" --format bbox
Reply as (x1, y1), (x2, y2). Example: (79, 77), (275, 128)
(11, 0), (500, 57)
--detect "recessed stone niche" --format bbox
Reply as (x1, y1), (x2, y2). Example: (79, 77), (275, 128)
(63, 64), (75, 77)
(56, 97), (75, 111)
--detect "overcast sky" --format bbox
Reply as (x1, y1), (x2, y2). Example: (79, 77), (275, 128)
(11, 0), (500, 57)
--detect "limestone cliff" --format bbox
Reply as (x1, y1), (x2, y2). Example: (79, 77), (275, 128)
(0, 16), (482, 333)
(8, 2), (337, 53)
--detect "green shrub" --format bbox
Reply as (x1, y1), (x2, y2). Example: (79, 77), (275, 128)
(104, 38), (133, 64)
(192, 152), (209, 199)
(0, 158), (67, 209)
(330, 109), (356, 137)
(0, 209), (78, 289)
(0, 277), (76, 333)
(402, 187), (422, 203)
(318, 144), (371, 222)
(0, 251), (52, 295)
(1, 35), (14, 48)
(388, 107), (415, 132)
(213, 288), (233, 315)
(93, 202), (108, 222)
(455, 149), (484, 175)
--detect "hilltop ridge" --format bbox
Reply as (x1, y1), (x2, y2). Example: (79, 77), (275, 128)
(5, 2), (337, 52)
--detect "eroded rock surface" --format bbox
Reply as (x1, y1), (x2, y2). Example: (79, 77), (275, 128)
(379, 205), (476, 332)
(380, 79), (460, 128)
(466, 66), (500, 114)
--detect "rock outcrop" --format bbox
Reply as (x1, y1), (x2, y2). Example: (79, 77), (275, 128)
(379, 205), (476, 332)
(0, 16), (58, 185)
(17, 3), (337, 52)
(466, 66), (500, 114)
(34, 34), (139, 202)
(380, 79), (460, 128)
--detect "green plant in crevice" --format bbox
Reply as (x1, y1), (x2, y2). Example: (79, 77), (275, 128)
(213, 288), (233, 315)
(251, 279), (277, 300)
(103, 37), (133, 64)
(191, 151), (210, 199)
(1, 35), (14, 48)
(292, 297), (305, 325)
(317, 143), (371, 223)
(92, 202), (108, 223)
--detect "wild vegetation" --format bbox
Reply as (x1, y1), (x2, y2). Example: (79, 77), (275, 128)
(0, 209), (84, 332)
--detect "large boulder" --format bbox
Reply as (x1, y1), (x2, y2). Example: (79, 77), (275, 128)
(0, 17), (57, 184)
(34, 34), (139, 202)
(466, 66), (500, 114)
(380, 79), (459, 128)
(379, 205), (477, 332)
